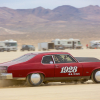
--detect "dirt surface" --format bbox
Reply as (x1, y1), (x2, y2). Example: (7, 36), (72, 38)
(0, 48), (100, 100)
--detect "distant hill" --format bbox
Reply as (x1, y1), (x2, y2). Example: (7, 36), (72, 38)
(0, 5), (100, 45)
(0, 5), (100, 23)
(0, 27), (24, 35)
(79, 5), (100, 21)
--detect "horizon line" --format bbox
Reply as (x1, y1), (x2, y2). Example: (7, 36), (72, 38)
(0, 4), (99, 10)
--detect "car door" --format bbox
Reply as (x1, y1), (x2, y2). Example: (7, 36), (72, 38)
(53, 54), (83, 77)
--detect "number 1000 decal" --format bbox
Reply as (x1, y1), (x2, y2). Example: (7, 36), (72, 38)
(60, 66), (80, 75)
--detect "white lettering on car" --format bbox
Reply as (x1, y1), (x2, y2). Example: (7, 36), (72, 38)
(60, 66), (80, 75)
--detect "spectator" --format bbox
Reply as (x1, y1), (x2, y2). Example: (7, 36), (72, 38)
(86, 44), (88, 48)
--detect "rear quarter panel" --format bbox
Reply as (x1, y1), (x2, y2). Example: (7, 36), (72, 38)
(7, 54), (55, 78)
(80, 62), (100, 76)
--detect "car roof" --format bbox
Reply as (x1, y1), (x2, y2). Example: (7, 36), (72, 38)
(26, 52), (70, 55)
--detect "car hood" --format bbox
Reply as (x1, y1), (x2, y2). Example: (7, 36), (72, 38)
(0, 61), (22, 67)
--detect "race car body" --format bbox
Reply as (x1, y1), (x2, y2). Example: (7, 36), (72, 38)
(0, 52), (100, 86)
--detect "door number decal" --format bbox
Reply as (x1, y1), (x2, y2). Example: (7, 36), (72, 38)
(60, 66), (80, 75)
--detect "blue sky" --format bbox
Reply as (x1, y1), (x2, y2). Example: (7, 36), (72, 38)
(0, 0), (100, 9)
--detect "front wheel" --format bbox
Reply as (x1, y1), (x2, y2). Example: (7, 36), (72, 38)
(0, 49), (4, 52)
(26, 73), (43, 86)
(91, 70), (100, 83)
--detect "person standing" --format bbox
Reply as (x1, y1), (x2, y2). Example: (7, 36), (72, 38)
(86, 44), (88, 48)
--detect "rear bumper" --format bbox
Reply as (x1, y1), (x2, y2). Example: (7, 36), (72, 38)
(0, 73), (13, 80)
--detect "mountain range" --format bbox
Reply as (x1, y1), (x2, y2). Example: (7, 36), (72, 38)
(0, 5), (100, 31)
(0, 5), (100, 45)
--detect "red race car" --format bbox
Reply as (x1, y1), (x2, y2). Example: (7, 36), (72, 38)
(0, 52), (100, 86)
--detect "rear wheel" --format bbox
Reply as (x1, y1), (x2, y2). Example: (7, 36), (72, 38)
(7, 49), (10, 52)
(26, 73), (43, 86)
(91, 70), (100, 83)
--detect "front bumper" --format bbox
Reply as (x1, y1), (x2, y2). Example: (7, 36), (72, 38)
(0, 73), (13, 80)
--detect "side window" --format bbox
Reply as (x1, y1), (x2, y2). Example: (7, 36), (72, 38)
(53, 55), (76, 63)
(68, 42), (71, 44)
(42, 56), (53, 64)
(58, 41), (60, 44)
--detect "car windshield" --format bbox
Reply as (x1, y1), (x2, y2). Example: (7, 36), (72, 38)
(12, 54), (35, 63)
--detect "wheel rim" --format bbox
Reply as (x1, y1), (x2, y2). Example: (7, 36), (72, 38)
(30, 73), (41, 85)
(95, 71), (100, 82)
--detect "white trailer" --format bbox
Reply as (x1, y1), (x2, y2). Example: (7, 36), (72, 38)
(89, 40), (100, 49)
(0, 39), (18, 52)
(52, 38), (82, 49)
(38, 42), (54, 51)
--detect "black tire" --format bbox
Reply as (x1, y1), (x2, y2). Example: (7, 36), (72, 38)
(0, 49), (4, 52)
(56, 47), (59, 50)
(91, 70), (100, 83)
(33, 49), (35, 51)
(7, 49), (10, 52)
(26, 73), (43, 86)
(28, 49), (31, 51)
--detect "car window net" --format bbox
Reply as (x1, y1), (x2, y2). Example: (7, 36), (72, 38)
(53, 55), (76, 63)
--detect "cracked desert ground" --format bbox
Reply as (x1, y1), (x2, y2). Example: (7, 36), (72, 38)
(0, 48), (100, 100)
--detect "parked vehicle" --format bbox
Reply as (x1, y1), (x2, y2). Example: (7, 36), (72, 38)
(0, 40), (17, 52)
(52, 38), (82, 49)
(0, 52), (100, 86)
(38, 42), (54, 51)
(89, 41), (100, 49)
(90, 44), (100, 49)
(21, 45), (35, 51)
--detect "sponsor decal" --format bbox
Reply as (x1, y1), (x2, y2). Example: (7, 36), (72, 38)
(60, 66), (80, 75)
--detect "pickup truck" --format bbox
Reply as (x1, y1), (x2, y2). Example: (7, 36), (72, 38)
(0, 52), (100, 86)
